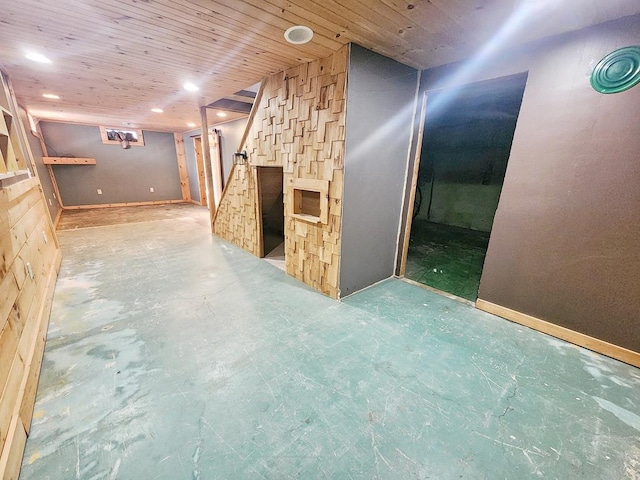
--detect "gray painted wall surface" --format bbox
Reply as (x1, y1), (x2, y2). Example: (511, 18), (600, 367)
(40, 122), (181, 206)
(182, 117), (247, 203)
(217, 118), (247, 185)
(17, 108), (60, 221)
(340, 44), (418, 297)
(418, 15), (640, 351)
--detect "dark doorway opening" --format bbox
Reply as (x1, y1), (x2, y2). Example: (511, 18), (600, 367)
(257, 167), (285, 267)
(405, 73), (527, 301)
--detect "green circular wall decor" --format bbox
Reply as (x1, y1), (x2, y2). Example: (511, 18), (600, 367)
(591, 46), (640, 94)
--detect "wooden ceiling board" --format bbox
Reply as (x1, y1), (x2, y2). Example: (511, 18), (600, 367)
(1, 0), (638, 132)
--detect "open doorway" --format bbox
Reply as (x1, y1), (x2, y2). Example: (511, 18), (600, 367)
(257, 167), (285, 269)
(403, 73), (527, 301)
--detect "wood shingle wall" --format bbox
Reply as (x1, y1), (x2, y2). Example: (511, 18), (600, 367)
(0, 72), (61, 479)
(213, 46), (348, 298)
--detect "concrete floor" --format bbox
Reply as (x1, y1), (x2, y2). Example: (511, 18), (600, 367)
(20, 205), (640, 479)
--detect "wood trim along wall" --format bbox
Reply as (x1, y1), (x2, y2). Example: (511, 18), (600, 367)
(173, 133), (191, 202)
(199, 105), (215, 231)
(52, 207), (63, 229)
(192, 136), (207, 206)
(61, 199), (185, 210)
(254, 166), (264, 258)
(476, 299), (640, 368)
(398, 92), (428, 277)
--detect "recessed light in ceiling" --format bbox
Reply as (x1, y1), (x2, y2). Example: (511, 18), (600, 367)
(184, 82), (199, 92)
(42, 93), (60, 99)
(187, 122), (197, 128)
(25, 52), (52, 64)
(284, 25), (313, 45)
(216, 112), (227, 118)
(151, 108), (163, 113)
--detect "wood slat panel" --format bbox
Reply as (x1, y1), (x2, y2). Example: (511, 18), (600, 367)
(213, 45), (348, 298)
(1, 0), (637, 132)
(0, 73), (60, 480)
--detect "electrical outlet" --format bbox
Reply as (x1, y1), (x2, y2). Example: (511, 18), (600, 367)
(97, 189), (103, 195)
(149, 187), (154, 193)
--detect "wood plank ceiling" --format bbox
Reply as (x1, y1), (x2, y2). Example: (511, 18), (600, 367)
(0, 0), (638, 132)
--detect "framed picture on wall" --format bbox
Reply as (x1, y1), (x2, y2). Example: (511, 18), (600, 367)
(99, 126), (145, 146)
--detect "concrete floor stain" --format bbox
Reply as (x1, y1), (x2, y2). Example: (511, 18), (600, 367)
(19, 205), (640, 479)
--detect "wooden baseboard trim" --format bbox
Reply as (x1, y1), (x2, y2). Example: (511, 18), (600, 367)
(0, 415), (27, 480)
(401, 277), (475, 307)
(476, 299), (640, 368)
(62, 199), (185, 210)
(52, 207), (63, 230)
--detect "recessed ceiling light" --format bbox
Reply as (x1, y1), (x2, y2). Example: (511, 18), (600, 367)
(25, 52), (52, 64)
(216, 112), (227, 118)
(187, 122), (196, 128)
(184, 82), (199, 92)
(151, 108), (163, 113)
(284, 25), (314, 45)
(42, 93), (60, 99)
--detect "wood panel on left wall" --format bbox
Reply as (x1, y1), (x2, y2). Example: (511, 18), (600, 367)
(0, 71), (61, 480)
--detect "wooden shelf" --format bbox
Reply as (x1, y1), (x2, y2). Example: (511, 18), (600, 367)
(43, 156), (97, 165)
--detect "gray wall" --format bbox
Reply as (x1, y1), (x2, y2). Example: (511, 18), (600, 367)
(340, 44), (419, 297)
(17, 108), (60, 221)
(40, 122), (182, 206)
(418, 15), (640, 351)
(182, 117), (247, 203)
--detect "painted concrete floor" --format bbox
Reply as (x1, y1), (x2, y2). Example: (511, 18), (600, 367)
(21, 205), (640, 479)
(406, 220), (490, 301)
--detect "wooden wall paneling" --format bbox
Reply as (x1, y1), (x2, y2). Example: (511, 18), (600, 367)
(0, 181), (59, 480)
(0, 414), (27, 480)
(213, 45), (348, 298)
(193, 137), (207, 206)
(173, 133), (191, 202)
(199, 106), (216, 231)
(0, 72), (61, 480)
(208, 130), (223, 207)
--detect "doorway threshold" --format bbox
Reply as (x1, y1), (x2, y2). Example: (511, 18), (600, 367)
(263, 241), (285, 271)
(400, 277), (475, 307)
